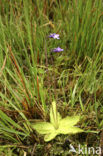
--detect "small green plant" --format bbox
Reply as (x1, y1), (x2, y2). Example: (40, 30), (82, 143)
(32, 101), (84, 142)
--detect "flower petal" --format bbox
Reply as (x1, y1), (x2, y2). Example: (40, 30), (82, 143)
(52, 47), (64, 52)
(49, 33), (60, 39)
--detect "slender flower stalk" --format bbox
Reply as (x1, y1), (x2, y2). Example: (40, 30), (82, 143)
(51, 47), (64, 52)
(49, 33), (60, 39)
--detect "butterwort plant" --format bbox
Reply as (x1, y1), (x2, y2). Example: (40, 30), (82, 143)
(31, 101), (84, 142)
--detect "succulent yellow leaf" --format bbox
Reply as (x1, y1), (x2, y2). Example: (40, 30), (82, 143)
(50, 101), (57, 125)
(58, 126), (84, 134)
(59, 116), (80, 127)
(44, 132), (58, 142)
(57, 112), (62, 123)
(50, 101), (60, 129)
(32, 122), (55, 134)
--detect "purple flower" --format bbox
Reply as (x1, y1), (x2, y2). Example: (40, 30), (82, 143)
(52, 47), (64, 52)
(49, 33), (60, 39)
